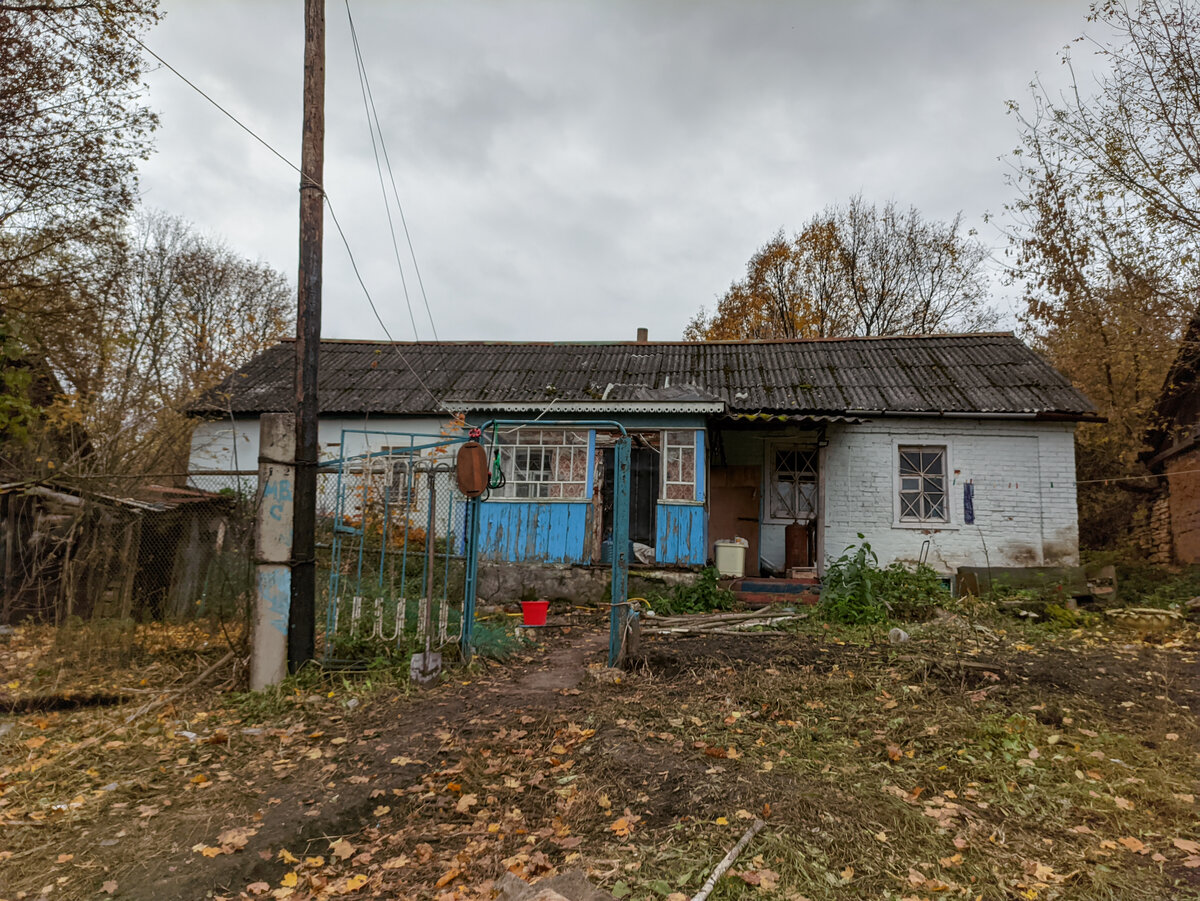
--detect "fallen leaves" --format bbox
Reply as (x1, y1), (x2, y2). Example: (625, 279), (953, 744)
(455, 792), (478, 813)
(190, 824), (259, 858)
(733, 867), (779, 890)
(609, 811), (642, 838)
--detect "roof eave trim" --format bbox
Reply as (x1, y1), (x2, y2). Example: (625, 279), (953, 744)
(443, 400), (727, 414)
(847, 409), (1102, 422)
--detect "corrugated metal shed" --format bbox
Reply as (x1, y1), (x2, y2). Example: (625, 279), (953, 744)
(194, 333), (1097, 419)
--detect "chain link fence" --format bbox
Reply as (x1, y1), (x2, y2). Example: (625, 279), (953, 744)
(0, 474), (253, 625)
(1, 454), (472, 667)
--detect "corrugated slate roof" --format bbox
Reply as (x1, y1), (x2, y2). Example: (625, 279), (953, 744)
(195, 333), (1097, 419)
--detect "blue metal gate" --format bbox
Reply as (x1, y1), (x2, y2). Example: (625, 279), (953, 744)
(322, 430), (472, 666)
(322, 422), (633, 669)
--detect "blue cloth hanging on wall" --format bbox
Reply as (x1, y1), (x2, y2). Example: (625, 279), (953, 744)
(963, 482), (975, 525)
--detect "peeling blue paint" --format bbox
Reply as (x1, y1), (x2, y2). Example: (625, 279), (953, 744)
(477, 502), (590, 562)
(656, 504), (706, 565)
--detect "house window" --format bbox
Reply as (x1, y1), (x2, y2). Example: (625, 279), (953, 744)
(662, 430), (698, 501)
(770, 447), (818, 520)
(898, 446), (948, 523)
(495, 429), (589, 499)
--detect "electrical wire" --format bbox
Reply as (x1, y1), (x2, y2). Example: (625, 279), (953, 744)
(344, 0), (420, 341)
(111, 20), (449, 414)
(344, 0), (439, 341)
(1076, 468), (1200, 485)
(323, 197), (448, 412)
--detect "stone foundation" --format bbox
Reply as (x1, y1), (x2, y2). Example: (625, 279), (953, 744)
(478, 561), (700, 606)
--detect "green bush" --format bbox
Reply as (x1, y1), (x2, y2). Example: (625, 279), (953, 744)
(648, 567), (736, 615)
(819, 534), (950, 624)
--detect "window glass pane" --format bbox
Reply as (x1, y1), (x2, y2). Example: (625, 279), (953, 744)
(769, 481), (793, 519)
(769, 445), (817, 518)
(666, 429), (693, 447)
(666, 483), (693, 500)
(491, 426), (590, 499)
(898, 446), (947, 522)
(678, 447), (695, 482)
(666, 447), (681, 482)
(555, 448), (573, 481)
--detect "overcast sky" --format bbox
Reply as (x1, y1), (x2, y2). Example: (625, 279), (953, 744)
(136, 0), (1100, 343)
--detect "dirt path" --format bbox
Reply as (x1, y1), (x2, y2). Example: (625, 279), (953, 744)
(130, 627), (607, 900)
(10, 620), (1200, 901)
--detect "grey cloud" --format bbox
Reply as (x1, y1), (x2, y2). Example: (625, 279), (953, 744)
(139, 0), (1097, 342)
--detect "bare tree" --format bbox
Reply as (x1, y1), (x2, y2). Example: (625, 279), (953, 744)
(4, 212), (293, 475)
(686, 198), (995, 340)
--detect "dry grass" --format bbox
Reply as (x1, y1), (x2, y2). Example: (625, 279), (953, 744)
(1, 614), (1199, 900)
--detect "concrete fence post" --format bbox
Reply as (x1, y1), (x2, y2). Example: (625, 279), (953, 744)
(251, 413), (296, 690)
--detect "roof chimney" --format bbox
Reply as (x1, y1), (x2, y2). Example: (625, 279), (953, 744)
(636, 327), (648, 343)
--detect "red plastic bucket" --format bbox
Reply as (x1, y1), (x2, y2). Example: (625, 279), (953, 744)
(521, 600), (549, 626)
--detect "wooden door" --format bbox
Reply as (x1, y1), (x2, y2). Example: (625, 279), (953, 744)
(708, 465), (761, 577)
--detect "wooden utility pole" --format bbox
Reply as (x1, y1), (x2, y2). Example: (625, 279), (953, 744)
(290, 0), (324, 671)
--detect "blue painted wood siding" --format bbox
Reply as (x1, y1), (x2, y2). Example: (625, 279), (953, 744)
(474, 426), (709, 566)
(656, 429), (708, 564)
(477, 502), (591, 563)
(656, 503), (706, 564)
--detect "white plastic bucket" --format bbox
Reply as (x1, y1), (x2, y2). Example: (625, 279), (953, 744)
(713, 538), (749, 578)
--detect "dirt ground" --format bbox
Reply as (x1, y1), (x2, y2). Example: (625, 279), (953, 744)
(3, 614), (1200, 900)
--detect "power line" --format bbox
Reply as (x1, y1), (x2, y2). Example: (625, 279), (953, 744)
(325, 196), (448, 411)
(344, 0), (421, 341)
(344, 0), (439, 341)
(123, 29), (307, 183)
(113, 22), (447, 413)
(1076, 468), (1198, 485)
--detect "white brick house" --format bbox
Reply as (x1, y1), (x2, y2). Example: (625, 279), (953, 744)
(190, 333), (1096, 578)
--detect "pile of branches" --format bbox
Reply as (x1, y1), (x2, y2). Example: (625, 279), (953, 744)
(640, 609), (808, 635)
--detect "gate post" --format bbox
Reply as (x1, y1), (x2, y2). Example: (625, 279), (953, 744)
(461, 495), (482, 660)
(252, 413), (295, 689)
(609, 435), (632, 666)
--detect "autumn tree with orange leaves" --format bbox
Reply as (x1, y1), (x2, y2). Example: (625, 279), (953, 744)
(1006, 0), (1200, 549)
(685, 197), (997, 341)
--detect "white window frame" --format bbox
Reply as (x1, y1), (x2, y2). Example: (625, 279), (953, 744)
(892, 440), (955, 529)
(661, 429), (701, 505)
(764, 439), (819, 524)
(492, 428), (590, 502)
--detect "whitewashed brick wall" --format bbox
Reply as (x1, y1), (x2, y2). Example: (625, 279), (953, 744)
(822, 418), (1079, 573)
(189, 415), (448, 480)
